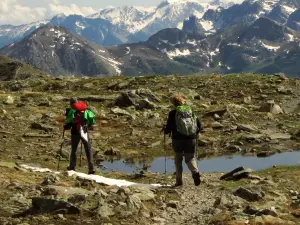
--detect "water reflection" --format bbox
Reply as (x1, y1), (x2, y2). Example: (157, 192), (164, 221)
(100, 151), (300, 174)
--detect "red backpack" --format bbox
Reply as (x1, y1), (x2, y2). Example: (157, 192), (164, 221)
(72, 101), (88, 132)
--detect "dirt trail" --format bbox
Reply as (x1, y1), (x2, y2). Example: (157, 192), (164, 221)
(155, 173), (221, 225)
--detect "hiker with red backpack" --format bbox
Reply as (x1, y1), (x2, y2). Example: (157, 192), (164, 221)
(163, 94), (201, 187)
(64, 97), (96, 174)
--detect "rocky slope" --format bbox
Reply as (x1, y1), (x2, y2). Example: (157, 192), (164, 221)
(0, 25), (122, 76)
(0, 73), (300, 224)
(0, 56), (49, 81)
(1, 73), (300, 169)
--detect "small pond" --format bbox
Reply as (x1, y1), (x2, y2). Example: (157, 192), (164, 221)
(100, 151), (300, 174)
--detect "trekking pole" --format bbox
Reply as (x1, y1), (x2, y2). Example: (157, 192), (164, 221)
(164, 129), (167, 186)
(57, 129), (65, 171)
(195, 134), (200, 170)
(80, 141), (83, 167)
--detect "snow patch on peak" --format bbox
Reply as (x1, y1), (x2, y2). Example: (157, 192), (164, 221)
(260, 41), (280, 51)
(166, 48), (191, 58)
(75, 21), (86, 30)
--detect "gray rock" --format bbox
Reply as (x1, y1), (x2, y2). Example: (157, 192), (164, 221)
(259, 101), (283, 114)
(30, 122), (55, 132)
(32, 197), (80, 214)
(98, 203), (115, 218)
(104, 148), (121, 156)
(243, 96), (252, 104)
(236, 124), (258, 132)
(233, 187), (265, 202)
(244, 206), (278, 217)
(167, 200), (179, 209)
(3, 96), (14, 105)
(277, 86), (293, 95)
(107, 81), (130, 90)
(41, 174), (60, 186)
(110, 107), (135, 120)
(67, 194), (87, 204)
(214, 193), (244, 209)
(114, 89), (160, 110)
(131, 187), (155, 201)
(211, 121), (224, 129)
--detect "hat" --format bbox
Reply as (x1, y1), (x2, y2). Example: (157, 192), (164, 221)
(70, 97), (78, 104)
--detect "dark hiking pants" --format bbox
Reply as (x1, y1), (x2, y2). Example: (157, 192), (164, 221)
(69, 134), (94, 171)
(172, 139), (199, 184)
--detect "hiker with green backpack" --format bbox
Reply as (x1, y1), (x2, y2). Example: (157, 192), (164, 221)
(64, 97), (96, 174)
(163, 94), (201, 187)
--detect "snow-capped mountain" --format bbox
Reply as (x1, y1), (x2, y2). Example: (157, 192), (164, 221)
(0, 25), (122, 76)
(143, 15), (300, 76)
(0, 20), (48, 47)
(287, 9), (300, 31)
(88, 6), (151, 33)
(0, 0), (230, 48)
(198, 0), (299, 34)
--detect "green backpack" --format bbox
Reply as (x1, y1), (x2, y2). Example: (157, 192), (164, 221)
(175, 105), (197, 136)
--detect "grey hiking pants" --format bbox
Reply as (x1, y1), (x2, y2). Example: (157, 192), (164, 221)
(70, 134), (94, 171)
(172, 139), (199, 184)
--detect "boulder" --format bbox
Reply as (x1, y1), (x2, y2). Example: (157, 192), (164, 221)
(236, 124), (258, 132)
(114, 89), (160, 110)
(131, 187), (156, 201)
(243, 96), (252, 104)
(107, 81), (130, 90)
(110, 107), (135, 119)
(104, 148), (121, 156)
(203, 108), (227, 118)
(30, 122), (55, 132)
(244, 206), (278, 217)
(259, 101), (283, 114)
(3, 96), (14, 105)
(233, 187), (265, 202)
(97, 203), (115, 218)
(277, 86), (293, 95)
(31, 197), (80, 214)
(211, 121), (224, 129)
(41, 174), (60, 186)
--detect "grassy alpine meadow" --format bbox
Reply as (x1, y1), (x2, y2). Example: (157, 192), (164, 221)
(0, 73), (300, 224)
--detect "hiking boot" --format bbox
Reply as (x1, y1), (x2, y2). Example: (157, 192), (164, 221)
(67, 166), (75, 171)
(192, 172), (201, 186)
(172, 181), (183, 188)
(88, 169), (95, 175)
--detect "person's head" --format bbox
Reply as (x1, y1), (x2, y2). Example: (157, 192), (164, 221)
(69, 97), (78, 106)
(171, 94), (185, 107)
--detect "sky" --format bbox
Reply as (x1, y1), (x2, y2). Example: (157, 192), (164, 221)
(0, 0), (236, 26)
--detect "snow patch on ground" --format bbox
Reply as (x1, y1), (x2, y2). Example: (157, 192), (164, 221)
(20, 164), (162, 188)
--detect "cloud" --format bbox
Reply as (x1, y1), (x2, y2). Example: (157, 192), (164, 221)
(0, 0), (97, 25)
